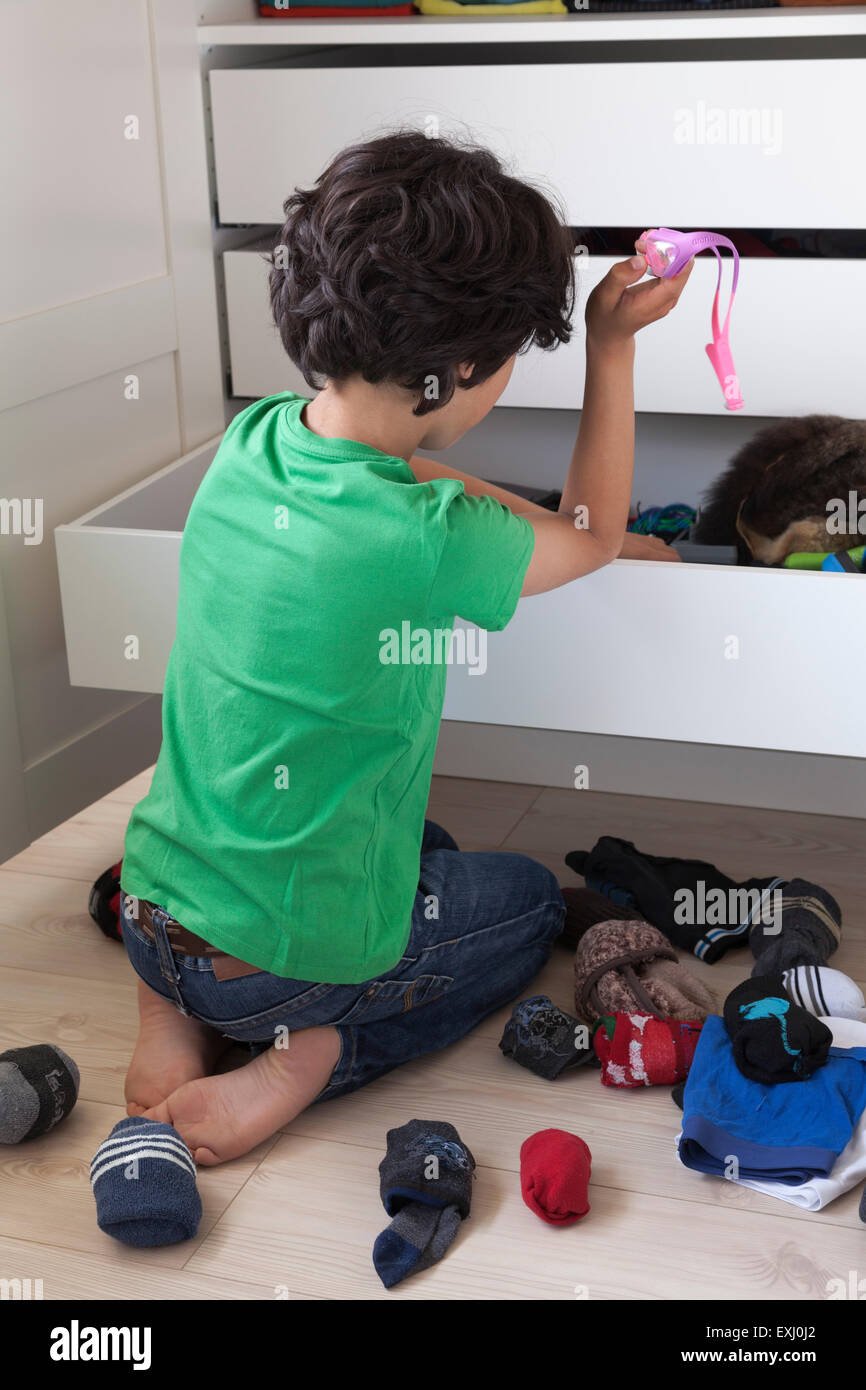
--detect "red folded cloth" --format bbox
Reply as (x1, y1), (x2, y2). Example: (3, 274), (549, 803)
(520, 1129), (592, 1227)
(593, 1011), (703, 1088)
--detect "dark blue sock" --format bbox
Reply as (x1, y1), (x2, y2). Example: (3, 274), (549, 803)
(90, 1117), (202, 1247)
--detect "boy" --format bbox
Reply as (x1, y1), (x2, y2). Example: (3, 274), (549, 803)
(119, 132), (690, 1165)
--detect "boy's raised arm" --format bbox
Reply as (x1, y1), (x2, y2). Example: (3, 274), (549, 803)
(411, 252), (693, 596)
(519, 252), (693, 596)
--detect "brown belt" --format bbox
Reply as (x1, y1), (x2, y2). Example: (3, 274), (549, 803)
(133, 899), (262, 981)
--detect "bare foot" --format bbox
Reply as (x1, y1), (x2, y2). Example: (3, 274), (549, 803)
(142, 1025), (341, 1165)
(125, 980), (230, 1116)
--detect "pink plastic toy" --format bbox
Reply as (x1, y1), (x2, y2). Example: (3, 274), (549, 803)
(638, 228), (744, 411)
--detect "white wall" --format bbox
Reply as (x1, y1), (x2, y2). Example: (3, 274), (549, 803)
(0, 0), (222, 861)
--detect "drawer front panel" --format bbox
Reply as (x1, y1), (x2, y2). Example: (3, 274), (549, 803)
(55, 443), (219, 694)
(56, 528), (181, 694)
(226, 247), (865, 418)
(443, 563), (866, 759)
(504, 256), (866, 417)
(211, 60), (866, 228)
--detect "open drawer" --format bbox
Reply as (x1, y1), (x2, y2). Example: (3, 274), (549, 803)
(55, 439), (221, 694)
(55, 435), (865, 758)
(225, 246), (866, 418)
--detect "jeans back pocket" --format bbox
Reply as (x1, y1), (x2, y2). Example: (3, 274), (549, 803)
(333, 973), (454, 1025)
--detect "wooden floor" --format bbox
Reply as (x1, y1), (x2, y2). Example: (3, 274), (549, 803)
(1, 769), (865, 1301)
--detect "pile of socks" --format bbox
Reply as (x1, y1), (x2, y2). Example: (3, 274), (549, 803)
(678, 1009), (866, 1201)
(373, 1117), (595, 1285)
(566, 837), (842, 971)
(0, 1046), (205, 1249)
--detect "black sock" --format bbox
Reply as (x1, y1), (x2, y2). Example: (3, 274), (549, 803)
(499, 995), (594, 1080)
(672, 1081), (686, 1110)
(566, 837), (778, 962)
(723, 974), (832, 1084)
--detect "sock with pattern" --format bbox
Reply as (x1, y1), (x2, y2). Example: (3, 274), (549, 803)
(782, 965), (865, 1021)
(0, 1044), (80, 1143)
(499, 995), (594, 1079)
(373, 1119), (474, 1288)
(90, 1117), (202, 1247)
(723, 974), (832, 1084)
(749, 879), (842, 975)
(592, 1012), (703, 1088)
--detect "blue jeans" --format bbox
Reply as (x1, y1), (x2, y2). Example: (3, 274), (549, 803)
(121, 820), (564, 1100)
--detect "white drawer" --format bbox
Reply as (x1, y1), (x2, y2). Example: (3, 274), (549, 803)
(55, 441), (219, 694)
(504, 255), (866, 417)
(225, 246), (866, 417)
(210, 59), (866, 228)
(55, 436), (866, 758)
(443, 563), (866, 760)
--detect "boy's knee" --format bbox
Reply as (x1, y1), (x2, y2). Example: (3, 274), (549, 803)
(505, 854), (564, 930)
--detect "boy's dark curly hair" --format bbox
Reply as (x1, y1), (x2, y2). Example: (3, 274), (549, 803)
(268, 130), (575, 416)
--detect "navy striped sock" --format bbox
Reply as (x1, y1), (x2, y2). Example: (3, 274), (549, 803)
(90, 1117), (202, 1247)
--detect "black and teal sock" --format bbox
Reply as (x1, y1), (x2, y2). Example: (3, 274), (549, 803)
(373, 1119), (474, 1289)
(0, 1044), (80, 1143)
(723, 974), (832, 1085)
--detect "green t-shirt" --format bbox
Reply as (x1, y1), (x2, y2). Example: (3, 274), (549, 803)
(121, 392), (534, 982)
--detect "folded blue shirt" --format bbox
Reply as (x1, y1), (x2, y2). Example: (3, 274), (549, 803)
(678, 1015), (866, 1185)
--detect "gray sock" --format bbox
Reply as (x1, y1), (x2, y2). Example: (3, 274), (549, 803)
(374, 1202), (462, 1288)
(0, 1044), (80, 1143)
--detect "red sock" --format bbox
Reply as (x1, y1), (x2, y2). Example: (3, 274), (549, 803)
(593, 1012), (703, 1088)
(520, 1129), (591, 1227)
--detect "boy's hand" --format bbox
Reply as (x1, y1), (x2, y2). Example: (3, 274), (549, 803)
(585, 254), (693, 350)
(618, 533), (682, 563)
